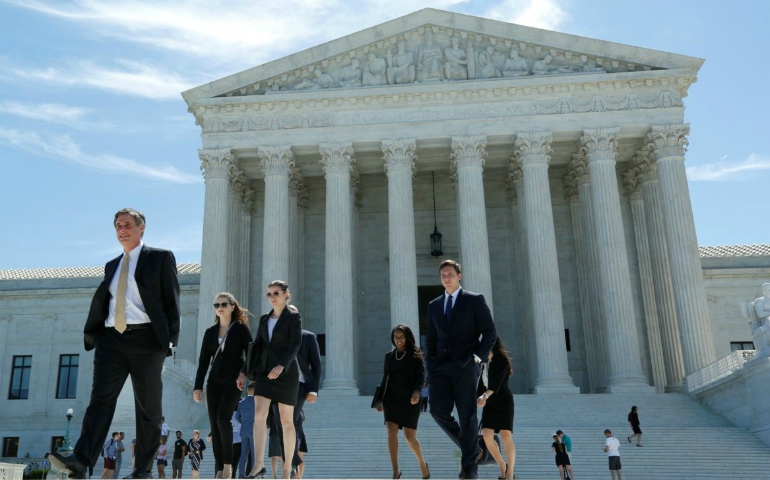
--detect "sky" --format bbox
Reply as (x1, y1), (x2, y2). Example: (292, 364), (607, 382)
(0, 0), (768, 270)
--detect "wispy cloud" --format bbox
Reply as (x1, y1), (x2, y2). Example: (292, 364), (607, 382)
(0, 128), (201, 183)
(0, 100), (118, 130)
(485, 0), (567, 30)
(5, 0), (470, 70)
(687, 153), (770, 181)
(0, 58), (193, 99)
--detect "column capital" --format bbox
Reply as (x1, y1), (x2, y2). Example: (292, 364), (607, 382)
(580, 127), (620, 163)
(257, 145), (294, 177)
(513, 132), (553, 166)
(199, 148), (234, 179)
(350, 166), (362, 208)
(451, 135), (487, 169)
(506, 157), (523, 203)
(320, 142), (355, 176)
(622, 167), (643, 202)
(449, 161), (458, 189)
(241, 188), (256, 214)
(647, 124), (690, 160)
(563, 169), (580, 203)
(632, 149), (659, 184)
(230, 167), (248, 196)
(569, 149), (591, 185)
(382, 139), (417, 175)
(289, 166), (304, 198)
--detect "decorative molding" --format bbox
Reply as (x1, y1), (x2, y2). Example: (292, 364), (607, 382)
(319, 142), (355, 176)
(647, 124), (690, 160)
(563, 169), (579, 203)
(199, 148), (234, 179)
(580, 127), (620, 163)
(450, 135), (487, 169)
(257, 145), (294, 178)
(288, 166), (305, 198)
(622, 167), (642, 201)
(241, 188), (256, 214)
(512, 131), (552, 166)
(229, 167), (248, 197)
(381, 139), (417, 175)
(568, 149), (590, 185)
(632, 149), (658, 184)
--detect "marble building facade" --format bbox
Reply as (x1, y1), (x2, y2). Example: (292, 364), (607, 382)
(2, 8), (770, 458)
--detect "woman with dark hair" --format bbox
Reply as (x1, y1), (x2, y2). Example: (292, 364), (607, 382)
(193, 292), (253, 479)
(375, 324), (430, 479)
(627, 406), (642, 446)
(238, 280), (302, 479)
(477, 337), (516, 480)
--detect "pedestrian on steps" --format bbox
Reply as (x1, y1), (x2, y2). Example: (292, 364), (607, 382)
(627, 406), (642, 447)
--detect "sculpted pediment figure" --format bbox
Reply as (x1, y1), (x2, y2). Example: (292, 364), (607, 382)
(181, 8), (703, 101)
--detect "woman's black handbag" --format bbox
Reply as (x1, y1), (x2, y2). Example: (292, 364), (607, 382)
(477, 432), (502, 466)
(371, 376), (389, 409)
(245, 340), (265, 381)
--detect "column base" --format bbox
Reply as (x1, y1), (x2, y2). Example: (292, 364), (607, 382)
(664, 383), (684, 393)
(320, 378), (359, 395)
(534, 376), (581, 394)
(605, 382), (656, 394)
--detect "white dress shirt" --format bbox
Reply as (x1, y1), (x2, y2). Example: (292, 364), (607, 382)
(106, 242), (151, 327)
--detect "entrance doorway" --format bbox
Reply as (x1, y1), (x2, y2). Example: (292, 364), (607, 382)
(417, 285), (445, 348)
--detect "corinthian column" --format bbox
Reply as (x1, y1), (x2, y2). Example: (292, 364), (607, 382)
(508, 162), (537, 391)
(623, 167), (667, 392)
(198, 148), (234, 351)
(257, 145), (294, 313)
(288, 167), (304, 311)
(450, 136), (493, 312)
(580, 128), (651, 392)
(564, 169), (597, 393)
(647, 125), (716, 374)
(571, 152), (609, 391)
(320, 142), (359, 393)
(634, 150), (685, 391)
(513, 132), (578, 393)
(382, 139), (419, 332)
(228, 168), (247, 301)
(240, 188), (255, 310)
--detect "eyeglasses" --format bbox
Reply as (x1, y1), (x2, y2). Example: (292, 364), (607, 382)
(213, 302), (231, 308)
(265, 292), (284, 298)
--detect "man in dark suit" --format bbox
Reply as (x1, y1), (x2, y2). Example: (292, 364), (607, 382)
(272, 328), (322, 477)
(49, 208), (180, 479)
(426, 260), (496, 479)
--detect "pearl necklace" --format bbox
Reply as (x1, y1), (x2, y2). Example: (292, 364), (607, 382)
(395, 349), (406, 360)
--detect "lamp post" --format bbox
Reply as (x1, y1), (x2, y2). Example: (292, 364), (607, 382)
(430, 171), (443, 257)
(59, 408), (74, 453)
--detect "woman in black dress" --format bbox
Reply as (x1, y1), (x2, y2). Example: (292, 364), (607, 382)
(375, 324), (430, 479)
(551, 434), (573, 480)
(238, 280), (301, 480)
(193, 292), (253, 479)
(627, 405), (643, 446)
(476, 337), (515, 480)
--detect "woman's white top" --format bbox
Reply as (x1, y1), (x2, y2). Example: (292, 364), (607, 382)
(267, 317), (279, 342)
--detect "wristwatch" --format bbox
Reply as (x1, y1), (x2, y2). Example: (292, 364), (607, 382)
(482, 392), (489, 400)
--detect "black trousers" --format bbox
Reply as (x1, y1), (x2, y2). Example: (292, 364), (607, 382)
(271, 382), (307, 467)
(206, 380), (242, 467)
(429, 360), (481, 475)
(74, 328), (165, 473)
(231, 442), (241, 478)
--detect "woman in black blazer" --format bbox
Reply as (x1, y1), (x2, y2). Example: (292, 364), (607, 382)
(193, 292), (253, 479)
(239, 280), (301, 479)
(375, 324), (430, 479)
(476, 337), (516, 480)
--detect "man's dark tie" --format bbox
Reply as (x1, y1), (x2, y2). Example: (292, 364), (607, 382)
(445, 294), (453, 323)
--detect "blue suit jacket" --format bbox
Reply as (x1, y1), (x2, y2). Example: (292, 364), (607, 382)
(297, 330), (322, 393)
(426, 289), (496, 371)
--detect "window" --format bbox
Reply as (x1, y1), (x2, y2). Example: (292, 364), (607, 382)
(8, 355), (32, 400)
(56, 354), (79, 399)
(51, 437), (64, 454)
(316, 334), (326, 356)
(730, 341), (755, 351)
(2, 437), (19, 457)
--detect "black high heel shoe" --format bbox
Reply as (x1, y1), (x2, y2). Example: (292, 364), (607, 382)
(498, 462), (508, 480)
(422, 461), (430, 479)
(245, 467), (266, 479)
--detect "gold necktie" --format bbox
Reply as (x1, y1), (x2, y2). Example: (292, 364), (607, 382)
(114, 253), (130, 334)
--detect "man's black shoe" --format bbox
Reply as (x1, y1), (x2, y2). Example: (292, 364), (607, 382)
(123, 470), (153, 479)
(47, 452), (87, 479)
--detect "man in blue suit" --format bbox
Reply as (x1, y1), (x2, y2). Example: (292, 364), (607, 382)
(426, 260), (496, 479)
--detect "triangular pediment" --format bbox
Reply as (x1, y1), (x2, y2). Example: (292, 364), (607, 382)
(182, 8), (703, 102)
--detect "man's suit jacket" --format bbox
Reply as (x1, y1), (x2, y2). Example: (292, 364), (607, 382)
(254, 308), (302, 375)
(83, 245), (181, 353)
(426, 289), (496, 371)
(296, 330), (322, 392)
